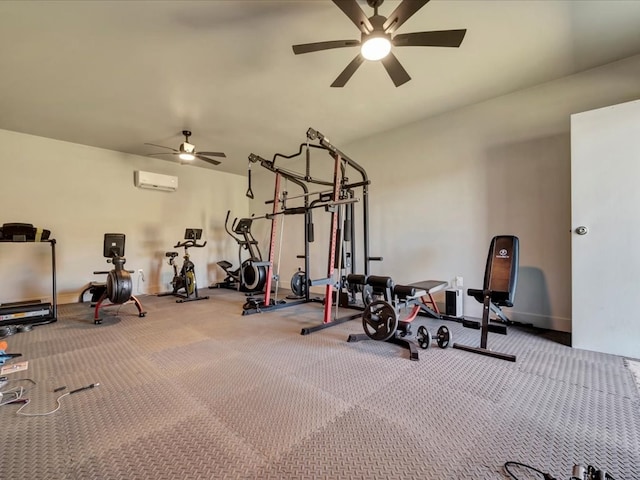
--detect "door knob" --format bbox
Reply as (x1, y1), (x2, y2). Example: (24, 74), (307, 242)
(575, 226), (588, 235)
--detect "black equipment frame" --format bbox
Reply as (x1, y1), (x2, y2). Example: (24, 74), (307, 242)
(242, 128), (381, 333)
(158, 229), (209, 303)
(210, 211), (269, 293)
(91, 233), (146, 324)
(0, 223), (57, 327)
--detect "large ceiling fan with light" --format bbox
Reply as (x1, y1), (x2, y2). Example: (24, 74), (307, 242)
(145, 130), (226, 166)
(292, 0), (467, 87)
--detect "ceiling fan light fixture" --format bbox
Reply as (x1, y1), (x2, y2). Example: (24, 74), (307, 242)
(361, 35), (391, 61)
(178, 141), (196, 160)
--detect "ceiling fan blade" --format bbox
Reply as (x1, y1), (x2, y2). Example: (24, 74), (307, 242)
(381, 52), (411, 87)
(146, 152), (178, 157)
(198, 151), (226, 158)
(293, 39), (360, 55)
(196, 155), (221, 166)
(383, 0), (430, 34)
(393, 29), (467, 48)
(144, 142), (178, 152)
(332, 0), (373, 33)
(330, 54), (365, 87)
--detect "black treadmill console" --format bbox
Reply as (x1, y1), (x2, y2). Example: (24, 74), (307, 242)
(0, 223), (51, 242)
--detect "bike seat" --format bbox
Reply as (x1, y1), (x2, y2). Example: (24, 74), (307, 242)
(165, 251), (179, 259)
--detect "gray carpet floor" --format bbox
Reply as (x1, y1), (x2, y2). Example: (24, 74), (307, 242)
(1, 290), (639, 480)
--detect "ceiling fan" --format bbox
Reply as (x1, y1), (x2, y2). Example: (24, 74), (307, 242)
(292, 0), (467, 87)
(145, 130), (226, 166)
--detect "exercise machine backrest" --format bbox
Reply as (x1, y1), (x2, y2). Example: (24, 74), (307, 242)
(473, 235), (519, 306)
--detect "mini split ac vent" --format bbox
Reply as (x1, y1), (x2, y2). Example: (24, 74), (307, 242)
(134, 170), (178, 192)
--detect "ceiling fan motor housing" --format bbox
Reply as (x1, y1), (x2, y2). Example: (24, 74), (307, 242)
(362, 14), (389, 39)
(366, 0), (384, 8)
(179, 142), (195, 154)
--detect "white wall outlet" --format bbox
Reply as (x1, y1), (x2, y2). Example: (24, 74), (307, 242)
(455, 276), (463, 287)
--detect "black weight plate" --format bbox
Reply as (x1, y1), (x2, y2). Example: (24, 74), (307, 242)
(416, 325), (431, 349)
(290, 271), (307, 297)
(436, 325), (451, 348)
(362, 300), (398, 341)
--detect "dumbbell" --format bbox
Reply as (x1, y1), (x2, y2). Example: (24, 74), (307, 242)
(416, 325), (452, 349)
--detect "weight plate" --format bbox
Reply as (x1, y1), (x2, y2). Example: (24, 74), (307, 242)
(416, 325), (431, 349)
(436, 325), (451, 348)
(290, 270), (307, 298)
(362, 300), (398, 341)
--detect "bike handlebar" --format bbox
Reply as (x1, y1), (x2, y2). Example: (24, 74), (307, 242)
(223, 210), (243, 243)
(173, 239), (207, 249)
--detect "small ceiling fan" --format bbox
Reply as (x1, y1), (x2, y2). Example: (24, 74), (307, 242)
(292, 0), (467, 87)
(145, 130), (226, 166)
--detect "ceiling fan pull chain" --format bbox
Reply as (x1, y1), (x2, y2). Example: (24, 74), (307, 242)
(246, 161), (254, 199)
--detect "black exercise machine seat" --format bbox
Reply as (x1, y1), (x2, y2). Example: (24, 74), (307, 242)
(467, 235), (519, 316)
(454, 235), (519, 362)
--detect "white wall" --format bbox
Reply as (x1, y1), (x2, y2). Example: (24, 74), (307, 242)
(0, 129), (248, 304)
(3, 54), (640, 330)
(251, 53), (640, 332)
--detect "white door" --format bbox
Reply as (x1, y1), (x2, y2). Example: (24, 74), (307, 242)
(571, 99), (640, 359)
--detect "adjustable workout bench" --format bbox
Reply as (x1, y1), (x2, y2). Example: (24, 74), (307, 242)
(408, 280), (448, 318)
(454, 235), (519, 362)
(347, 275), (451, 361)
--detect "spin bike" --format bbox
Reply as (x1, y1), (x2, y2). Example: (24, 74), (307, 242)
(159, 229), (209, 303)
(211, 211), (268, 293)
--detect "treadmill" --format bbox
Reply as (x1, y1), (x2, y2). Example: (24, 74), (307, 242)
(0, 223), (57, 327)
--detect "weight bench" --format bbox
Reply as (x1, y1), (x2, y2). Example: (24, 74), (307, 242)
(453, 235), (519, 362)
(408, 280), (448, 318)
(347, 275), (451, 361)
(355, 275), (447, 318)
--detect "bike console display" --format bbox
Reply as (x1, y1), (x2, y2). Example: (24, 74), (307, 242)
(184, 228), (202, 240)
(233, 218), (253, 235)
(103, 233), (126, 258)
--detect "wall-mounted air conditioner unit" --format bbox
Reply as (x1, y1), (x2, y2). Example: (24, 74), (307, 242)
(134, 170), (178, 192)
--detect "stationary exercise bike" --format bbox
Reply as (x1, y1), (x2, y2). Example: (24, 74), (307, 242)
(84, 233), (146, 324)
(159, 229), (209, 303)
(210, 211), (268, 293)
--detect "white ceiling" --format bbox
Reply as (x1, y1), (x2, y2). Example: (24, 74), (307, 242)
(1, 0), (640, 175)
